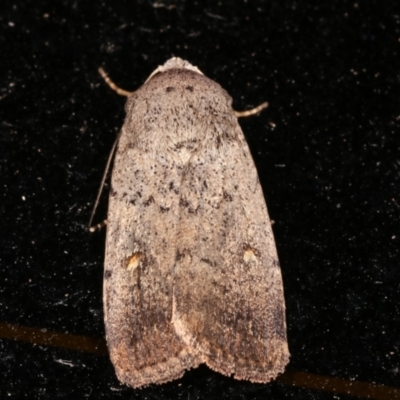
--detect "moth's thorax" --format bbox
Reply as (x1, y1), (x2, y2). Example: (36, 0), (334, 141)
(122, 69), (237, 163)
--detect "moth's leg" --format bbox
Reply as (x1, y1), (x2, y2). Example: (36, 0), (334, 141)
(89, 69), (130, 231)
(88, 128), (123, 232)
(98, 67), (133, 97)
(234, 102), (268, 118)
(89, 219), (108, 233)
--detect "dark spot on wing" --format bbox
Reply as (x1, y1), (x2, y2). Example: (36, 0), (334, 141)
(143, 196), (154, 206)
(179, 198), (189, 208)
(223, 190), (233, 202)
(200, 258), (216, 267)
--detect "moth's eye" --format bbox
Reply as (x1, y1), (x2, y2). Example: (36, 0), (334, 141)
(124, 96), (136, 114)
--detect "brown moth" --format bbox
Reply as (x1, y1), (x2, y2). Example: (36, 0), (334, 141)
(100, 58), (289, 388)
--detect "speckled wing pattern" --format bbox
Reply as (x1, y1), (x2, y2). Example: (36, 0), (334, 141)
(103, 58), (289, 388)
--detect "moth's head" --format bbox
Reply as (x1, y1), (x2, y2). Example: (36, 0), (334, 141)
(144, 57), (203, 84)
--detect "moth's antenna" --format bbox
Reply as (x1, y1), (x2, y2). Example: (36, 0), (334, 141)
(234, 102), (268, 118)
(98, 67), (133, 97)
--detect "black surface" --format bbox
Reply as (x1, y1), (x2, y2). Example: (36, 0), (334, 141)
(1, 1), (399, 399)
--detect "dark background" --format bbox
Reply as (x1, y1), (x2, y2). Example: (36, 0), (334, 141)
(1, 1), (399, 399)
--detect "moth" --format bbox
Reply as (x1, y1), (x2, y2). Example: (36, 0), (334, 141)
(94, 58), (289, 388)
